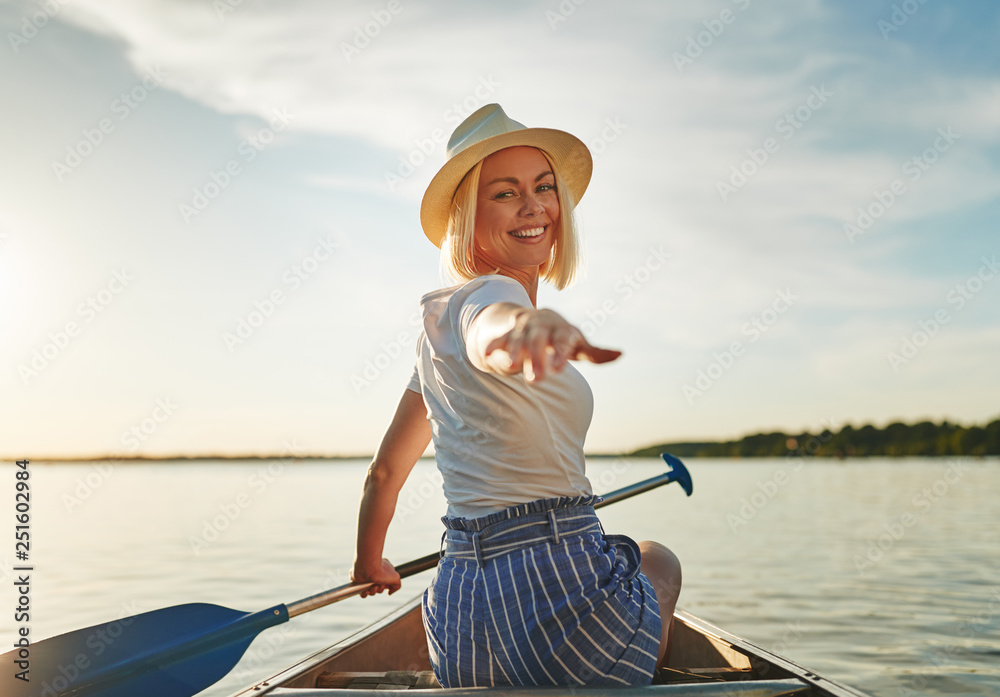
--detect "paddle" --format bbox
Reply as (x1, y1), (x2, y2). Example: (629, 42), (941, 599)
(4, 454), (692, 697)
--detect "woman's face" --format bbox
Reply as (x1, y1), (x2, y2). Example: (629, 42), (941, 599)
(473, 146), (560, 273)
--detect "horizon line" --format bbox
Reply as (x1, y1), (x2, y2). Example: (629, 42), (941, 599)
(8, 413), (997, 464)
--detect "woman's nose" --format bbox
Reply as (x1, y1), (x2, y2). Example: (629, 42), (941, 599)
(521, 194), (544, 216)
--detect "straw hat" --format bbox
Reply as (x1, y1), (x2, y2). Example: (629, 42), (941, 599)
(419, 104), (593, 248)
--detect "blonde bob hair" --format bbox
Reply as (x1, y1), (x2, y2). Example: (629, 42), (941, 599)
(440, 150), (581, 290)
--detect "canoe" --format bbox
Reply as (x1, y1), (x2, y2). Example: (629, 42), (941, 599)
(227, 594), (872, 697)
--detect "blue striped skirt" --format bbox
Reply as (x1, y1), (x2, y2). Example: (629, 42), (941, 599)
(421, 496), (662, 687)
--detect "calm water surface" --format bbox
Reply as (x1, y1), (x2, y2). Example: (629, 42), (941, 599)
(4, 457), (998, 696)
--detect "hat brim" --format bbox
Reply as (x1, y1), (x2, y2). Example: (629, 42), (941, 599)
(419, 128), (593, 248)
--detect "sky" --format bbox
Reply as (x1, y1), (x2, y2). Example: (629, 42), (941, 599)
(1, 0), (998, 459)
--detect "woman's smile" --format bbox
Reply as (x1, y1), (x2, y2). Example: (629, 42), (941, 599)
(508, 224), (547, 240)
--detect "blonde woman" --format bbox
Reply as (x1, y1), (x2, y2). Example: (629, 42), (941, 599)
(351, 104), (681, 687)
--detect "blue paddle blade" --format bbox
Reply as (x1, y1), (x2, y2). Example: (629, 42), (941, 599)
(660, 453), (694, 496)
(3, 602), (288, 697)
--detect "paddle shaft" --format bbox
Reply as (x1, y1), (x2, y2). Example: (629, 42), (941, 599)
(285, 465), (684, 617)
(287, 553), (439, 617)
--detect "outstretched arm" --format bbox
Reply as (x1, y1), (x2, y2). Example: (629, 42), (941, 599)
(351, 388), (432, 597)
(468, 303), (622, 383)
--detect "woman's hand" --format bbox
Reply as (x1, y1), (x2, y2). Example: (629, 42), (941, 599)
(481, 307), (622, 383)
(351, 557), (402, 598)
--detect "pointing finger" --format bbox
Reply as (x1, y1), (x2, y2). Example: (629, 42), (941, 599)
(574, 345), (623, 364)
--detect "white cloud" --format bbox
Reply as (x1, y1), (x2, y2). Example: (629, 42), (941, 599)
(3, 0), (998, 455)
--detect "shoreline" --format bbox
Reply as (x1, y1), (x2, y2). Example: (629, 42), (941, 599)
(10, 416), (998, 464)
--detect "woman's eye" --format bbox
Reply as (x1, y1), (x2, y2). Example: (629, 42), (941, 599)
(490, 182), (554, 200)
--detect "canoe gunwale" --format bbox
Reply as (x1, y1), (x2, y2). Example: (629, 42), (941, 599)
(229, 595), (424, 696)
(671, 611), (870, 697)
(260, 680), (815, 696)
(228, 596), (872, 697)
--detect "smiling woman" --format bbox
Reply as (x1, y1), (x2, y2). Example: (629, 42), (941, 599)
(348, 104), (683, 688)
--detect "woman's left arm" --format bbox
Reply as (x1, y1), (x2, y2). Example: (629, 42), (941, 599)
(351, 388), (432, 597)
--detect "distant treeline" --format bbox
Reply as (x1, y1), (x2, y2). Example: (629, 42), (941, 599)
(630, 417), (1000, 458)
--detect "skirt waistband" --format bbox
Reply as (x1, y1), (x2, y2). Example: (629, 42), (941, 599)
(441, 495), (602, 532)
(441, 496), (604, 566)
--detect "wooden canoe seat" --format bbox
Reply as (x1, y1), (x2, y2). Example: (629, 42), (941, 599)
(655, 666), (756, 683)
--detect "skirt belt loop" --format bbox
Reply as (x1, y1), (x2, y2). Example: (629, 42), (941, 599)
(472, 531), (484, 566)
(548, 510), (560, 544)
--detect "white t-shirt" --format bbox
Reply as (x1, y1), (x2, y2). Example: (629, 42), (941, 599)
(407, 275), (594, 518)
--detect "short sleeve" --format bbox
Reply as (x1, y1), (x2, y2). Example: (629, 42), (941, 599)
(455, 276), (532, 345)
(405, 362), (421, 393)
(406, 330), (425, 394)
(417, 275), (532, 375)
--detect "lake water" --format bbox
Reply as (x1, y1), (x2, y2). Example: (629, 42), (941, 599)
(4, 457), (998, 696)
